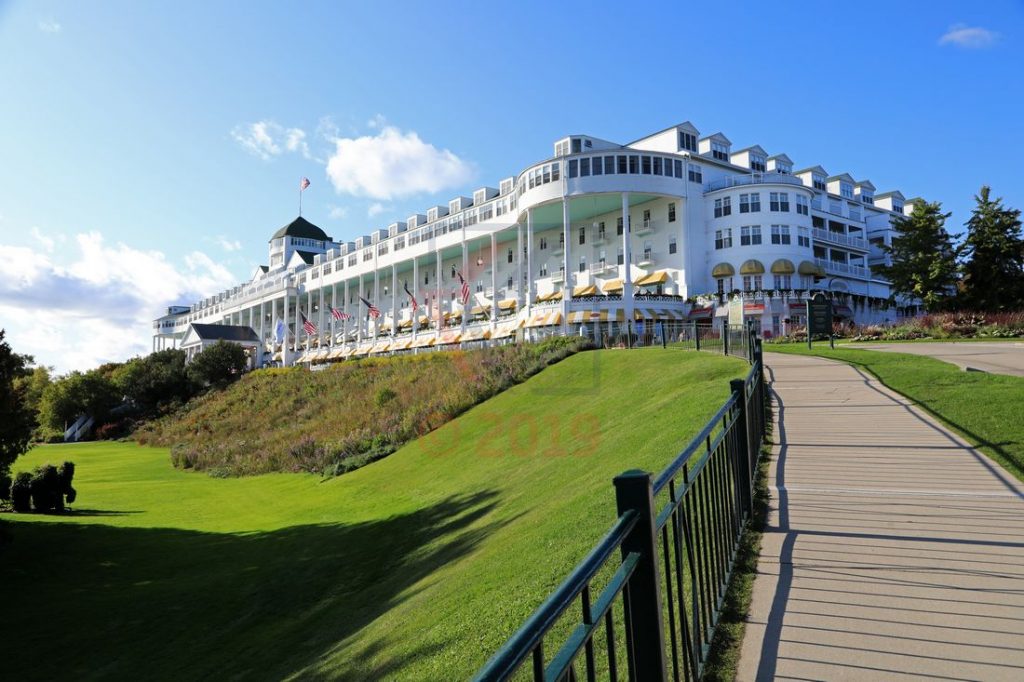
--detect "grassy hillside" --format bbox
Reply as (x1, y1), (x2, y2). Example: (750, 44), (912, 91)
(136, 337), (588, 475)
(1, 349), (746, 681)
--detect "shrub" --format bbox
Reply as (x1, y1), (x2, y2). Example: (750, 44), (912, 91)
(187, 341), (249, 388)
(30, 464), (63, 512)
(0, 473), (10, 501)
(10, 472), (32, 512)
(375, 387), (397, 408)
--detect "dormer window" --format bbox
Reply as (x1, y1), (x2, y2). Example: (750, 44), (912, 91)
(678, 131), (697, 152)
(892, 202), (904, 215)
(711, 142), (729, 161)
(812, 174), (826, 191)
(775, 162), (792, 174)
(750, 154), (767, 172)
(840, 182), (854, 199)
(861, 194), (874, 205)
(571, 138), (582, 154)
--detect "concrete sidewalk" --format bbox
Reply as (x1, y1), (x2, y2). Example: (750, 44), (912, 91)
(736, 352), (1024, 682)
(855, 341), (1024, 377)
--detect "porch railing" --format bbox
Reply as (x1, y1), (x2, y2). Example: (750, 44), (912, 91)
(475, 328), (768, 681)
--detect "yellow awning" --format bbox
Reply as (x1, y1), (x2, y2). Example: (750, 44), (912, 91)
(634, 271), (670, 287)
(462, 327), (492, 341)
(573, 284), (598, 297)
(568, 310), (610, 324)
(370, 341), (391, 354)
(798, 260), (826, 276)
(470, 305), (487, 316)
(740, 259), (765, 275)
(391, 338), (413, 350)
(398, 318), (413, 329)
(771, 259), (796, 275)
(438, 331), (462, 345)
(449, 309), (463, 319)
(411, 335), (436, 348)
(602, 279), (624, 293)
(353, 344), (373, 356)
(525, 311), (564, 328)
(498, 298), (517, 310)
(711, 263), (735, 277)
(491, 321), (518, 338)
(547, 290), (564, 302)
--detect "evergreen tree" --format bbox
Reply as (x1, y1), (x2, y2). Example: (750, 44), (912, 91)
(872, 200), (958, 312)
(959, 186), (1024, 311)
(0, 330), (36, 479)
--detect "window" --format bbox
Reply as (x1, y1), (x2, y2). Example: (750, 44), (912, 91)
(711, 141), (729, 161)
(617, 216), (624, 235)
(861, 193), (873, 205)
(750, 154), (767, 172)
(740, 225), (762, 246)
(653, 157), (662, 175)
(714, 196), (732, 218)
(797, 227), (811, 248)
(742, 275), (762, 291)
(688, 164), (703, 183)
(669, 236), (677, 254)
(629, 155), (639, 174)
(540, 237), (548, 250)
(668, 202), (676, 222)
(775, 274), (792, 290)
(424, 273), (430, 285)
(812, 174), (826, 191)
(579, 226), (586, 245)
(840, 182), (854, 199)
(770, 192), (790, 212)
(771, 225), (792, 245)
(507, 248), (514, 264)
(892, 202), (904, 214)
(716, 277), (732, 294)
(617, 248), (624, 265)
(739, 193), (761, 213)
(476, 280), (484, 293)
(507, 275), (514, 288)
(642, 241), (653, 261)
(568, 159), (579, 178)
(617, 155), (628, 174)
(580, 158), (590, 177)
(714, 228), (733, 250)
(674, 159), (683, 177)
(539, 264), (548, 277)
(592, 156), (603, 175)
(551, 162), (560, 182)
(679, 131), (697, 151)
(571, 138), (582, 154)
(579, 257), (587, 272)
(642, 209), (651, 223)
(641, 156), (652, 174)
(775, 161), (792, 174)
(597, 221), (606, 240)
(795, 195), (809, 215)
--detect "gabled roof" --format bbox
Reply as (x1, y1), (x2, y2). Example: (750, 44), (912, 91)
(854, 180), (876, 191)
(185, 324), (260, 343)
(290, 250), (317, 266)
(732, 145), (767, 156)
(699, 132), (731, 145)
(795, 165), (828, 176)
(768, 153), (793, 164)
(875, 190), (905, 201)
(250, 265), (268, 281)
(269, 216), (330, 242)
(624, 120), (700, 146)
(826, 173), (856, 183)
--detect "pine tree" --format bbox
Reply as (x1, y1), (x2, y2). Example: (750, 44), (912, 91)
(959, 186), (1024, 311)
(872, 200), (958, 312)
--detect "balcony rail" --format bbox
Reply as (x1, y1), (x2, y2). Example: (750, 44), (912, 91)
(704, 172), (804, 193)
(811, 228), (868, 250)
(816, 258), (868, 278)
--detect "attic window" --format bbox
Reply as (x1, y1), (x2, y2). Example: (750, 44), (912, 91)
(775, 161), (792, 174)
(892, 202), (904, 214)
(711, 141), (729, 161)
(812, 174), (826, 191)
(840, 182), (854, 199)
(571, 138), (582, 154)
(678, 131), (697, 152)
(750, 153), (767, 172)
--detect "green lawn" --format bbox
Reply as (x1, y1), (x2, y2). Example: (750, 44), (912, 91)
(0, 349), (745, 681)
(768, 344), (1024, 481)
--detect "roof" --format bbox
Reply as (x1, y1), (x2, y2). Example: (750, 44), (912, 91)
(269, 216), (330, 242)
(293, 250), (317, 265)
(795, 165), (828, 176)
(187, 324), (260, 342)
(732, 145), (767, 156)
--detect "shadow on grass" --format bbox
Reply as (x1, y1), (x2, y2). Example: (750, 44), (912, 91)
(0, 490), (504, 681)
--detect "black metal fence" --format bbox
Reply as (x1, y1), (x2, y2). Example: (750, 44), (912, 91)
(475, 328), (768, 681)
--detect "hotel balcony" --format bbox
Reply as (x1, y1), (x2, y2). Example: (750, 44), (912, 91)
(704, 172), (805, 193)
(816, 258), (869, 279)
(636, 250), (656, 267)
(812, 228), (868, 250)
(634, 219), (655, 236)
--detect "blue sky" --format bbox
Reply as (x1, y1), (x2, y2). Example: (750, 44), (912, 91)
(1, 0), (1022, 371)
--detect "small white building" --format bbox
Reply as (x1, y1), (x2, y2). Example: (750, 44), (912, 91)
(180, 324), (262, 368)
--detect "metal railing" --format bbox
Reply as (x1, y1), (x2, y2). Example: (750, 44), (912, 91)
(811, 227), (868, 250)
(475, 326), (768, 681)
(704, 172), (804, 192)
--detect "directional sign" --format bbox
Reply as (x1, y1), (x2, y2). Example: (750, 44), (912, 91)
(806, 292), (834, 349)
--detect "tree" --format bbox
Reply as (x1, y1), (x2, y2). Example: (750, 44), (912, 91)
(0, 330), (35, 479)
(114, 349), (193, 414)
(37, 369), (122, 432)
(187, 341), (248, 388)
(872, 201), (958, 312)
(959, 186), (1024, 311)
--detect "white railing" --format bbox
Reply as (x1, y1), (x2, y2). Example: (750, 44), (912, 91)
(816, 258), (868, 278)
(704, 172), (805, 193)
(812, 228), (868, 250)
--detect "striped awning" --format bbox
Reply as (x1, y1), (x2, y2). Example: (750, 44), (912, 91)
(352, 344), (373, 356)
(411, 335), (436, 348)
(438, 331), (462, 345)
(573, 284), (598, 297)
(568, 310), (610, 324)
(272, 351), (282, 361)
(391, 338), (413, 350)
(470, 306), (487, 316)
(498, 298), (517, 310)
(634, 271), (670, 287)
(633, 308), (685, 320)
(525, 311), (564, 328)
(370, 341), (391, 354)
(327, 346), (348, 359)
(491, 320), (519, 339)
(398, 318), (413, 329)
(462, 327), (492, 341)
(602, 279), (624, 293)
(688, 306), (714, 319)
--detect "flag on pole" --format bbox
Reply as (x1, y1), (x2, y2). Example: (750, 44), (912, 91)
(404, 281), (419, 312)
(456, 271), (470, 304)
(275, 319), (286, 343)
(329, 306), (349, 321)
(359, 296), (381, 319)
(301, 312), (318, 336)
(299, 177), (311, 191)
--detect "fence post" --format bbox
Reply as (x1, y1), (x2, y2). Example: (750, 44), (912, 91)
(613, 470), (668, 682)
(661, 321), (667, 348)
(693, 322), (701, 351)
(729, 379), (753, 516)
(723, 325), (729, 356)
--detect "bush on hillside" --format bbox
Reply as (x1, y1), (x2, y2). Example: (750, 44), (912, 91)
(187, 341), (249, 388)
(766, 310), (1024, 344)
(0, 473), (10, 501)
(140, 337), (593, 477)
(10, 472), (32, 512)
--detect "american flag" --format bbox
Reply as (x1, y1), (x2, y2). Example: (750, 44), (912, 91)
(299, 177), (311, 191)
(301, 312), (318, 335)
(456, 270), (470, 304)
(404, 281), (419, 312)
(359, 296), (381, 319)
(329, 306), (349, 321)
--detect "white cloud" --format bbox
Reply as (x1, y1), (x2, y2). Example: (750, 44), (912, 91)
(38, 20), (61, 33)
(328, 205), (349, 220)
(325, 124), (475, 200)
(30, 226), (56, 252)
(0, 229), (238, 373)
(939, 24), (998, 49)
(367, 202), (389, 218)
(215, 235), (243, 252)
(231, 120), (312, 160)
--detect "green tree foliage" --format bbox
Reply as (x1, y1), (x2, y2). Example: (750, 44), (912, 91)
(0, 329), (36, 478)
(186, 341), (248, 388)
(872, 201), (958, 312)
(10, 472), (32, 512)
(959, 186), (1024, 311)
(38, 369), (122, 431)
(114, 349), (194, 414)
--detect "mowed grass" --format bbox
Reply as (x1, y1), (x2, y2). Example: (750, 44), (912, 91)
(768, 343), (1024, 481)
(0, 349), (746, 681)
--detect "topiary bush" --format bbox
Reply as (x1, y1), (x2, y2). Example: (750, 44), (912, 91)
(10, 472), (32, 512)
(0, 473), (10, 501)
(30, 464), (62, 512)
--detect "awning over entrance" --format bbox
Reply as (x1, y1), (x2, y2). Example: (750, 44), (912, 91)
(411, 335), (436, 349)
(437, 330), (462, 345)
(568, 310), (611, 324)
(462, 327), (492, 341)
(498, 298), (517, 311)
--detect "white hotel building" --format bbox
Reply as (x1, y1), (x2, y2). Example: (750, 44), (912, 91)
(154, 120), (920, 365)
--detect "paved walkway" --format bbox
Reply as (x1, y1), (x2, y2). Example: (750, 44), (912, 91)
(855, 341), (1024, 377)
(736, 352), (1024, 682)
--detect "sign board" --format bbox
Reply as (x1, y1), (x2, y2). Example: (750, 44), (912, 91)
(806, 293), (834, 349)
(728, 296), (744, 326)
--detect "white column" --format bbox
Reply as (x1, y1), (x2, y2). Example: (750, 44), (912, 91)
(391, 264), (398, 338)
(293, 290), (300, 355)
(306, 289), (313, 353)
(562, 196), (572, 334)
(490, 232), (498, 329)
(318, 285), (325, 348)
(282, 292), (290, 366)
(373, 268), (380, 340)
(526, 209), (534, 312)
(622, 192), (634, 332)
(435, 247), (442, 340)
(343, 279), (350, 346)
(412, 257), (419, 341)
(516, 222), (524, 309)
(357, 277), (364, 344)
(259, 300), (266, 367)
(461, 240), (468, 337)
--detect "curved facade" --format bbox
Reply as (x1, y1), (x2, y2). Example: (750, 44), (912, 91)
(153, 121), (913, 362)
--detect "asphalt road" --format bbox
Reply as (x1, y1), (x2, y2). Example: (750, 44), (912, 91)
(854, 341), (1024, 377)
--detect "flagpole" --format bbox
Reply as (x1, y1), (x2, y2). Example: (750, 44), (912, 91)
(299, 179), (302, 217)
